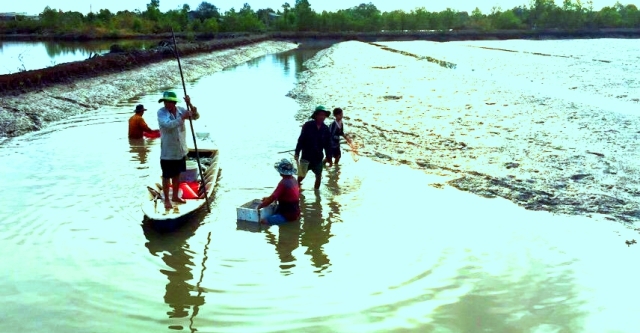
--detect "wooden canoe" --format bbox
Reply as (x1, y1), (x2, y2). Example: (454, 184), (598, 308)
(141, 138), (221, 226)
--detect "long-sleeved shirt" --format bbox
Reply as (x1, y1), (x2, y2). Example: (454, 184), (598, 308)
(157, 106), (199, 160)
(295, 120), (332, 165)
(128, 114), (153, 139)
(329, 119), (346, 149)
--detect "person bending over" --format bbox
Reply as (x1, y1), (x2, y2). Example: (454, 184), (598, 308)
(258, 159), (301, 225)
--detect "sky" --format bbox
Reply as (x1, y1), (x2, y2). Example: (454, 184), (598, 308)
(3, 0), (622, 16)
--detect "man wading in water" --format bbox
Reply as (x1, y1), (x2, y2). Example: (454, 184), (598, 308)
(128, 104), (159, 139)
(157, 91), (199, 209)
(294, 105), (333, 190)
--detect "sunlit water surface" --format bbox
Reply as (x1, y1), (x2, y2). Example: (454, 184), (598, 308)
(1, 41), (640, 333)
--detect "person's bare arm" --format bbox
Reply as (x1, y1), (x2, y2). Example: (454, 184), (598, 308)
(257, 195), (275, 209)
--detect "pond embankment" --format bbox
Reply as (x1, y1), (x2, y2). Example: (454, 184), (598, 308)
(273, 28), (640, 42)
(0, 39), (298, 138)
(0, 35), (275, 94)
(4, 28), (639, 42)
(287, 40), (640, 224)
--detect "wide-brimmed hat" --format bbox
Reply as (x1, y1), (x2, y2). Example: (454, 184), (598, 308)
(134, 104), (147, 112)
(274, 159), (297, 176)
(158, 91), (179, 103)
(311, 105), (330, 119)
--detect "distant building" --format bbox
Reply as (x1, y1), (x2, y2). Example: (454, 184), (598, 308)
(0, 12), (39, 21)
(265, 12), (280, 26)
(268, 13), (280, 21)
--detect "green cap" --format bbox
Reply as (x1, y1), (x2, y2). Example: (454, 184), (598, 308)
(315, 105), (327, 112)
(158, 91), (179, 103)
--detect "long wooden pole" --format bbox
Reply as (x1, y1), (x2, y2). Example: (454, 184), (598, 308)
(171, 28), (210, 212)
(277, 149), (296, 154)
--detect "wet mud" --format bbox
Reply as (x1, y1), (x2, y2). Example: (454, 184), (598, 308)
(0, 39), (298, 138)
(287, 40), (640, 224)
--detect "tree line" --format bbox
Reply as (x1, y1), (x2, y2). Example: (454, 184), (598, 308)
(1, 0), (639, 37)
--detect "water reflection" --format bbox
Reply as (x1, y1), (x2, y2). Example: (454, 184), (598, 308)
(325, 167), (344, 225)
(4, 39), (640, 333)
(261, 170), (348, 275)
(44, 42), (95, 58)
(43, 40), (159, 57)
(423, 265), (589, 332)
(265, 221), (302, 273)
(300, 190), (332, 274)
(143, 220), (210, 332)
(0, 40), (161, 74)
(272, 45), (333, 76)
(264, 190), (334, 275)
(128, 138), (150, 164)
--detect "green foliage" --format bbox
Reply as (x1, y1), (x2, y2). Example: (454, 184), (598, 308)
(132, 18), (143, 33)
(219, 7), (238, 32)
(494, 10), (523, 29)
(382, 10), (406, 31)
(39, 6), (61, 31)
(238, 3), (266, 32)
(348, 3), (382, 31)
(202, 18), (220, 32)
(256, 8), (275, 28)
(3, 0), (640, 37)
(596, 6), (623, 27)
(144, 0), (162, 22)
(195, 1), (221, 20)
(107, 29), (121, 38)
(295, 0), (315, 31)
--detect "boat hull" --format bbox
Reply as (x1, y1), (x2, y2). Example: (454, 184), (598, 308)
(141, 140), (220, 227)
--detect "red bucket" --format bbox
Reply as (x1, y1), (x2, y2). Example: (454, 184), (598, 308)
(179, 182), (199, 199)
(143, 130), (161, 139)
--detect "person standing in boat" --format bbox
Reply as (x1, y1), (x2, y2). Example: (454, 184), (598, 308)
(128, 104), (159, 139)
(157, 91), (199, 209)
(257, 159), (301, 225)
(294, 105), (333, 190)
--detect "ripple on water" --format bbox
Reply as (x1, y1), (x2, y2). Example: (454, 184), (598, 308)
(1, 118), (174, 332)
(5, 42), (640, 333)
(190, 160), (591, 332)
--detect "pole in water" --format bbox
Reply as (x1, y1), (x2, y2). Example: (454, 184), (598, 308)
(171, 28), (210, 212)
(277, 149), (296, 154)
(189, 231), (212, 331)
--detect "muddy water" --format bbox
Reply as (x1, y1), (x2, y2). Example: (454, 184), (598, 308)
(2, 45), (640, 333)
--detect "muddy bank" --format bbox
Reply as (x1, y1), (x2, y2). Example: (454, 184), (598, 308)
(5, 28), (640, 42)
(0, 40), (298, 138)
(0, 32), (253, 41)
(3, 30), (637, 94)
(0, 35), (272, 94)
(272, 28), (640, 41)
(287, 40), (640, 224)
